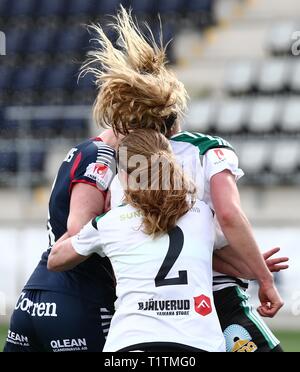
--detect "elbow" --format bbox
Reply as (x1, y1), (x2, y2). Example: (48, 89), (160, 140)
(216, 205), (245, 229)
(47, 256), (60, 272)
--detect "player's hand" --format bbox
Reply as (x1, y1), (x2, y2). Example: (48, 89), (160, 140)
(263, 247), (289, 273)
(257, 281), (284, 318)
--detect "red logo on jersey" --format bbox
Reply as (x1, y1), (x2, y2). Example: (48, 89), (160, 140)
(214, 149), (225, 160)
(194, 295), (212, 316)
(93, 163), (108, 175)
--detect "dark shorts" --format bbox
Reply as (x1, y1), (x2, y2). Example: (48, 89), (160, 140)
(214, 286), (282, 353)
(3, 290), (114, 352)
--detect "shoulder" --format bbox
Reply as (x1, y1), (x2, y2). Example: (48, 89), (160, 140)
(93, 204), (138, 230)
(79, 138), (115, 159)
(170, 131), (234, 155)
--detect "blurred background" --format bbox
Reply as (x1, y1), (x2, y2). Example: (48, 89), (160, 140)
(0, 0), (300, 351)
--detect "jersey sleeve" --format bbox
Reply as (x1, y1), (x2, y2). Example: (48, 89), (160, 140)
(204, 148), (244, 183)
(71, 219), (106, 257)
(71, 142), (116, 193)
(213, 218), (228, 251)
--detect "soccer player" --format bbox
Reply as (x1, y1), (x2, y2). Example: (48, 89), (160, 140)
(80, 8), (285, 352)
(48, 129), (231, 352)
(3, 131), (117, 352)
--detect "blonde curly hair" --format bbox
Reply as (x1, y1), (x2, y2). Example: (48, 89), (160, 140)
(81, 6), (188, 136)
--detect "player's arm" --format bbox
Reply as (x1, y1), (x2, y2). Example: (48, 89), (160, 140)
(213, 246), (289, 280)
(48, 237), (88, 271)
(48, 219), (103, 272)
(211, 171), (284, 317)
(67, 183), (105, 236)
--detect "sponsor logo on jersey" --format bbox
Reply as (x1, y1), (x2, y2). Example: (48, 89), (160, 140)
(15, 292), (57, 317)
(224, 324), (258, 352)
(6, 330), (30, 347)
(50, 338), (88, 352)
(194, 295), (212, 316)
(213, 149), (225, 161)
(138, 299), (191, 316)
(84, 162), (113, 191)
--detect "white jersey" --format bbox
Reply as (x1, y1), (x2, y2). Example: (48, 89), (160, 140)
(72, 199), (226, 352)
(110, 131), (248, 292)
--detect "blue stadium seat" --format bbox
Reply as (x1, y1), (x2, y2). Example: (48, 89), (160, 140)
(67, 0), (96, 16)
(127, 0), (155, 15)
(31, 120), (61, 135)
(76, 71), (94, 90)
(0, 0), (9, 16)
(30, 151), (46, 172)
(26, 27), (57, 54)
(5, 28), (28, 54)
(35, 0), (67, 17)
(1, 120), (20, 135)
(96, 0), (128, 15)
(0, 150), (17, 173)
(185, 0), (213, 13)
(43, 64), (77, 90)
(13, 66), (45, 91)
(156, 0), (184, 14)
(55, 26), (88, 54)
(61, 119), (87, 135)
(8, 0), (37, 18)
(0, 66), (13, 90)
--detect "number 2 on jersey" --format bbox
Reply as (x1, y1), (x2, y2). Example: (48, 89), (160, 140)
(155, 226), (188, 287)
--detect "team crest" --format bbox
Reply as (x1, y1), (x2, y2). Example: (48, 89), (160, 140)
(224, 324), (258, 352)
(194, 295), (212, 316)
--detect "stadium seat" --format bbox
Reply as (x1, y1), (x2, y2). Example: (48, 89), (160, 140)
(55, 26), (88, 54)
(5, 28), (28, 55)
(13, 66), (45, 91)
(185, 0), (213, 13)
(127, 0), (156, 15)
(224, 61), (257, 95)
(30, 151), (46, 173)
(271, 141), (299, 175)
(61, 119), (87, 137)
(239, 141), (270, 174)
(289, 61), (300, 93)
(76, 71), (94, 90)
(96, 0), (128, 16)
(0, 150), (18, 173)
(26, 27), (57, 54)
(7, 0), (36, 18)
(0, 66), (13, 90)
(248, 99), (280, 133)
(43, 64), (77, 91)
(265, 21), (296, 56)
(1, 120), (20, 136)
(185, 100), (215, 133)
(156, 0), (184, 15)
(281, 98), (300, 133)
(66, 0), (96, 16)
(31, 120), (61, 136)
(35, 0), (67, 17)
(215, 100), (248, 134)
(0, 0), (9, 16)
(257, 59), (289, 94)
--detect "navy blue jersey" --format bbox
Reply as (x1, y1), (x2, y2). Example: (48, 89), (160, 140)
(25, 138), (117, 304)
